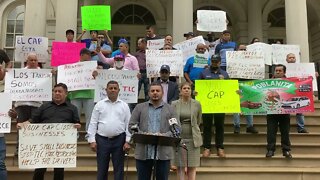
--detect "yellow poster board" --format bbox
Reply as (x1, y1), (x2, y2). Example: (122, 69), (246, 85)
(195, 80), (240, 113)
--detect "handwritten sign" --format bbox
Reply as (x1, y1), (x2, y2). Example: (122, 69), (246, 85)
(57, 61), (97, 91)
(19, 123), (77, 169)
(197, 10), (227, 32)
(0, 93), (12, 133)
(247, 42), (272, 65)
(226, 51), (265, 79)
(51, 42), (86, 66)
(15, 36), (48, 62)
(193, 53), (209, 68)
(4, 69), (52, 101)
(147, 39), (165, 50)
(285, 63), (317, 91)
(174, 36), (207, 64)
(81, 5), (111, 30)
(195, 80), (240, 113)
(272, 44), (300, 64)
(94, 70), (139, 103)
(146, 50), (183, 77)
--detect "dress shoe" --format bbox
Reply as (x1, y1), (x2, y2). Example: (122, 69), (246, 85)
(283, 151), (292, 158)
(217, 148), (226, 158)
(234, 126), (240, 134)
(202, 148), (211, 157)
(246, 126), (259, 134)
(265, 150), (274, 158)
(298, 129), (309, 133)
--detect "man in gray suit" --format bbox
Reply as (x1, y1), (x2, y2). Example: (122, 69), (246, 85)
(157, 64), (179, 104)
(129, 81), (180, 180)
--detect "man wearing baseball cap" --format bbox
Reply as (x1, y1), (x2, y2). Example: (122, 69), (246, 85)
(183, 32), (195, 40)
(157, 65), (179, 104)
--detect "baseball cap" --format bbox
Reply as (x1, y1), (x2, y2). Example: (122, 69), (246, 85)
(114, 53), (125, 61)
(160, 65), (170, 72)
(211, 54), (221, 61)
(183, 32), (195, 37)
(118, 38), (128, 46)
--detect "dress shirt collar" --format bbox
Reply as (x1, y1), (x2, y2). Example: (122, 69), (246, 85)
(148, 100), (164, 109)
(160, 79), (169, 84)
(104, 96), (121, 103)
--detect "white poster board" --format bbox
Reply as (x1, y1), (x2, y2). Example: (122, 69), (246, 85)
(0, 93), (12, 133)
(226, 51), (265, 79)
(57, 61), (97, 91)
(272, 44), (300, 64)
(197, 10), (227, 32)
(94, 70), (139, 103)
(146, 50), (183, 77)
(19, 123), (77, 169)
(285, 63), (317, 91)
(4, 69), (52, 101)
(247, 42), (272, 65)
(147, 39), (165, 50)
(193, 53), (209, 68)
(15, 36), (49, 62)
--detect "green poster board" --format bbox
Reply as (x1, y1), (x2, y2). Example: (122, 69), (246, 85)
(81, 5), (111, 30)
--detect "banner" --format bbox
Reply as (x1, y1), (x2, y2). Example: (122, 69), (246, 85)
(197, 10), (227, 32)
(81, 5), (111, 30)
(195, 80), (240, 113)
(19, 123), (77, 169)
(51, 42), (86, 66)
(239, 77), (314, 114)
(193, 53), (210, 68)
(146, 50), (183, 77)
(147, 39), (165, 50)
(57, 61), (97, 91)
(4, 69), (52, 101)
(226, 51), (265, 79)
(272, 44), (300, 64)
(0, 93), (12, 133)
(285, 63), (317, 91)
(247, 42), (272, 65)
(15, 36), (48, 62)
(94, 70), (139, 103)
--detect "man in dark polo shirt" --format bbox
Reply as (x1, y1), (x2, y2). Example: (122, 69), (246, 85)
(17, 83), (81, 180)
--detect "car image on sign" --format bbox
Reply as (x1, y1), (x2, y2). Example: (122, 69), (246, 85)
(281, 96), (310, 109)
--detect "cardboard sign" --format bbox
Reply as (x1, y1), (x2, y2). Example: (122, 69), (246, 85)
(57, 61), (97, 91)
(272, 44), (300, 64)
(239, 77), (314, 114)
(195, 80), (240, 113)
(193, 53), (210, 68)
(19, 123), (77, 169)
(146, 50), (183, 77)
(197, 10), (227, 32)
(147, 39), (165, 50)
(4, 69), (52, 101)
(94, 70), (139, 103)
(174, 36), (207, 64)
(226, 51), (265, 79)
(15, 36), (48, 62)
(247, 42), (272, 65)
(0, 93), (12, 133)
(285, 63), (317, 91)
(51, 42), (86, 66)
(81, 5), (111, 30)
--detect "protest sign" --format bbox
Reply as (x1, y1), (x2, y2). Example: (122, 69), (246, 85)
(57, 61), (97, 91)
(15, 36), (48, 62)
(197, 10), (227, 32)
(94, 70), (139, 103)
(226, 51), (265, 79)
(0, 93), (12, 133)
(247, 42), (272, 65)
(173, 36), (206, 64)
(195, 80), (240, 113)
(81, 5), (111, 30)
(147, 39), (165, 50)
(4, 69), (52, 101)
(193, 53), (210, 68)
(272, 44), (300, 64)
(239, 77), (314, 114)
(51, 42), (85, 66)
(285, 63), (317, 91)
(19, 123), (77, 169)
(146, 50), (183, 77)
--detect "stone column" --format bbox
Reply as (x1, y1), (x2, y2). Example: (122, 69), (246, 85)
(285, 0), (310, 62)
(247, 0), (263, 43)
(55, 0), (78, 41)
(24, 0), (47, 36)
(172, 0), (193, 44)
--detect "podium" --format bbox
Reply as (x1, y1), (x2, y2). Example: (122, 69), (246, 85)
(132, 133), (181, 180)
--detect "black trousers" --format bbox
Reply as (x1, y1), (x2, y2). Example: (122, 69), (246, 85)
(33, 168), (64, 180)
(266, 114), (291, 152)
(202, 113), (225, 149)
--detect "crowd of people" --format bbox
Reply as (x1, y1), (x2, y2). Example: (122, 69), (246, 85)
(0, 24), (315, 180)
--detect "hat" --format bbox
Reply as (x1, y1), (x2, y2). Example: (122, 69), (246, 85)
(183, 32), (194, 37)
(211, 54), (221, 61)
(160, 65), (170, 72)
(114, 53), (125, 61)
(118, 38), (128, 46)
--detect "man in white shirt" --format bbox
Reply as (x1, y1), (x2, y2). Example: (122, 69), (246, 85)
(87, 80), (131, 180)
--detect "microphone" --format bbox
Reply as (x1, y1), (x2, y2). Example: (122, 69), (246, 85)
(168, 118), (180, 138)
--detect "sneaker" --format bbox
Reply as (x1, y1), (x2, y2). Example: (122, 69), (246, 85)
(234, 126), (240, 134)
(246, 126), (259, 134)
(298, 129), (309, 133)
(202, 148), (211, 157)
(265, 150), (274, 158)
(217, 148), (226, 158)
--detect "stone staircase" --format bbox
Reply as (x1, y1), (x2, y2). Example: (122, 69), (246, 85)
(5, 102), (320, 180)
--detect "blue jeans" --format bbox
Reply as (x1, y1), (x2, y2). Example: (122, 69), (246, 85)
(296, 113), (305, 131)
(233, 114), (253, 127)
(136, 159), (170, 180)
(96, 133), (125, 180)
(138, 72), (149, 101)
(0, 137), (7, 180)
